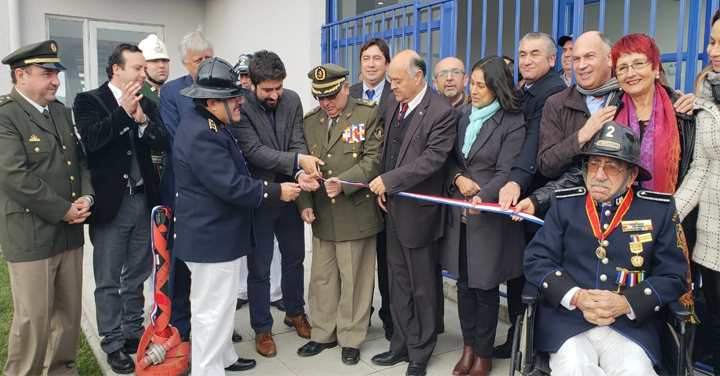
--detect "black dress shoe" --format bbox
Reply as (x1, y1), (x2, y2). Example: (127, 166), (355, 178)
(123, 337), (141, 355)
(371, 350), (409, 366)
(297, 341), (338, 357)
(225, 357), (256, 371)
(406, 361), (427, 376)
(236, 298), (248, 310)
(493, 338), (512, 359)
(107, 348), (135, 374)
(270, 299), (286, 312)
(341, 347), (360, 365)
(232, 329), (243, 343)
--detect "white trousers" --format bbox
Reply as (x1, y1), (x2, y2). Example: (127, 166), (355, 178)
(238, 237), (282, 301)
(186, 259), (240, 376)
(549, 326), (657, 376)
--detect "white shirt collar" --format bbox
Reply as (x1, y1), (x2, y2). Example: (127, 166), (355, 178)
(108, 82), (123, 103)
(362, 79), (386, 101)
(406, 83), (427, 114)
(14, 87), (48, 114)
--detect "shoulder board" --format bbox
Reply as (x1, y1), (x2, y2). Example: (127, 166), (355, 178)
(0, 94), (14, 107)
(304, 106), (321, 119)
(208, 118), (218, 133)
(555, 186), (586, 199)
(636, 190), (671, 203)
(356, 98), (376, 107)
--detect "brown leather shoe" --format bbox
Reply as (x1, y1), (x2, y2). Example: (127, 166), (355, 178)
(284, 314), (312, 339)
(452, 346), (476, 375)
(255, 332), (277, 357)
(468, 357), (492, 376)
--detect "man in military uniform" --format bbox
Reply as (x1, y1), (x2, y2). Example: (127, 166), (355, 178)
(296, 63), (384, 365)
(173, 57), (300, 374)
(0, 40), (94, 375)
(138, 34), (170, 104)
(524, 122), (690, 375)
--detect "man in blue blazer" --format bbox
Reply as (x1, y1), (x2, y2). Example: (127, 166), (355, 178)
(173, 57), (300, 374)
(157, 27), (214, 341)
(524, 123), (689, 375)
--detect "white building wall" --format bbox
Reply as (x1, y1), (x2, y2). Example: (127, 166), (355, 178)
(0, 0), (205, 94)
(204, 0), (327, 113)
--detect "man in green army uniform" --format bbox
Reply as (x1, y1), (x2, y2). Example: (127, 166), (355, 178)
(0, 40), (94, 375)
(138, 34), (170, 175)
(296, 63), (384, 365)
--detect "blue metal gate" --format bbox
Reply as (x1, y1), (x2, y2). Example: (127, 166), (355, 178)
(321, 0), (458, 85)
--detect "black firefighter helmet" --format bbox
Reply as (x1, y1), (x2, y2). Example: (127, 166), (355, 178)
(180, 57), (248, 99)
(575, 121), (652, 182)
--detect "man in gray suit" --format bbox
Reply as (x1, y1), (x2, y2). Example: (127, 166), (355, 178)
(232, 50), (320, 358)
(369, 50), (457, 376)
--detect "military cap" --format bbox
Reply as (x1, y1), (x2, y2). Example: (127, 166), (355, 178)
(2, 40), (66, 70)
(307, 63), (349, 98)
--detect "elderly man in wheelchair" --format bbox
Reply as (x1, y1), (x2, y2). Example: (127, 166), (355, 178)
(520, 122), (691, 376)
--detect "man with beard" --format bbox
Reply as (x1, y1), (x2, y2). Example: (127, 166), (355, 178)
(138, 34), (170, 104)
(494, 32), (568, 359)
(231, 50), (319, 357)
(433, 57), (470, 108)
(74, 43), (170, 373)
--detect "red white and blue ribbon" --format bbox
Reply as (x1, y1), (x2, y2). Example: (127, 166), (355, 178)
(322, 177), (545, 225)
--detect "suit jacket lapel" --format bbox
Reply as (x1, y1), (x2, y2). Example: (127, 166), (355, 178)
(397, 89), (430, 166)
(466, 109), (503, 161)
(273, 99), (286, 150)
(11, 88), (60, 139)
(327, 99), (355, 150)
(250, 93), (280, 150)
(380, 80), (392, 111)
(98, 82), (120, 113)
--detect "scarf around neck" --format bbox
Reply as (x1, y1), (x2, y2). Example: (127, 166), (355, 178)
(576, 77), (621, 104)
(700, 70), (720, 103)
(615, 82), (680, 193)
(462, 100), (501, 158)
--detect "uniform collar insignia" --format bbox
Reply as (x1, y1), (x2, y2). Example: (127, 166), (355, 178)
(29, 135), (40, 142)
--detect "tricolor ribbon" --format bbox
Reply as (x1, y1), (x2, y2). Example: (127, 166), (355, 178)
(322, 177), (544, 225)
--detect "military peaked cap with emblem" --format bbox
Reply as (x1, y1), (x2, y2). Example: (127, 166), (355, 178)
(2, 40), (66, 70)
(574, 121), (652, 181)
(308, 63), (348, 98)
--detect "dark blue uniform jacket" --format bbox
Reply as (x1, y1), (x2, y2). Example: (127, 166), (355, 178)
(172, 106), (281, 263)
(524, 187), (689, 365)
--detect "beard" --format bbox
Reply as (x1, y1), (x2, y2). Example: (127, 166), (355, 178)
(442, 86), (459, 99)
(260, 95), (281, 110)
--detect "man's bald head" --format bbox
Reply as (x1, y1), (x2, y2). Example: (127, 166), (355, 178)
(572, 31), (613, 90)
(388, 50), (427, 103)
(433, 57), (468, 103)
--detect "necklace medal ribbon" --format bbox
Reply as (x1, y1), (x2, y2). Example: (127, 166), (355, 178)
(585, 188), (634, 261)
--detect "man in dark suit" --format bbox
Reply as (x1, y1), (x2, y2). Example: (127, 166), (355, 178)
(347, 37), (395, 340)
(231, 50), (317, 357)
(173, 57), (300, 375)
(74, 43), (169, 374)
(432, 57), (470, 108)
(157, 27), (214, 341)
(349, 38), (392, 111)
(369, 50), (457, 376)
(494, 32), (568, 358)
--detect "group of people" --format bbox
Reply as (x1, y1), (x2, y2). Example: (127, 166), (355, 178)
(2, 9), (720, 376)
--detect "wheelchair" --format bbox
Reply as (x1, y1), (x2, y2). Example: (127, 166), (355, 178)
(509, 283), (695, 376)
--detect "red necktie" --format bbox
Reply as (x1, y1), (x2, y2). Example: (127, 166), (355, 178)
(397, 103), (409, 124)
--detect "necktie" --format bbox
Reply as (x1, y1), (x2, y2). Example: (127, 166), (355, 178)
(366, 89), (375, 101)
(396, 103), (409, 124)
(42, 109), (51, 119)
(266, 109), (276, 131)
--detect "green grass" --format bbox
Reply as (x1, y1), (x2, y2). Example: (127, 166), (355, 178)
(0, 253), (103, 375)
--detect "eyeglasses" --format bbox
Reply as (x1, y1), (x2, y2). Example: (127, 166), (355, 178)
(615, 59), (652, 76)
(436, 68), (464, 79)
(584, 160), (632, 177)
(316, 92), (340, 101)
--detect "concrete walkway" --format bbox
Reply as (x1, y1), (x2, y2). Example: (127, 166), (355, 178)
(80, 228), (512, 376)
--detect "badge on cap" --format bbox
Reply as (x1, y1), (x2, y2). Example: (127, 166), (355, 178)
(50, 43), (57, 52)
(315, 67), (326, 81)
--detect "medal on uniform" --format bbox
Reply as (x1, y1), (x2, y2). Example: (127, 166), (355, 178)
(615, 267), (629, 293)
(585, 187), (634, 261)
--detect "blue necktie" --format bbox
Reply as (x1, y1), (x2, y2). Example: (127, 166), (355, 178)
(366, 89), (375, 101)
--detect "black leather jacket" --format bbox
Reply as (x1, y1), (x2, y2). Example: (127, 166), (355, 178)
(529, 85), (696, 211)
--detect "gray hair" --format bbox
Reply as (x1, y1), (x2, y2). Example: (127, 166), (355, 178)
(598, 32), (613, 55)
(407, 57), (427, 79)
(519, 32), (557, 57)
(178, 25), (213, 63)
